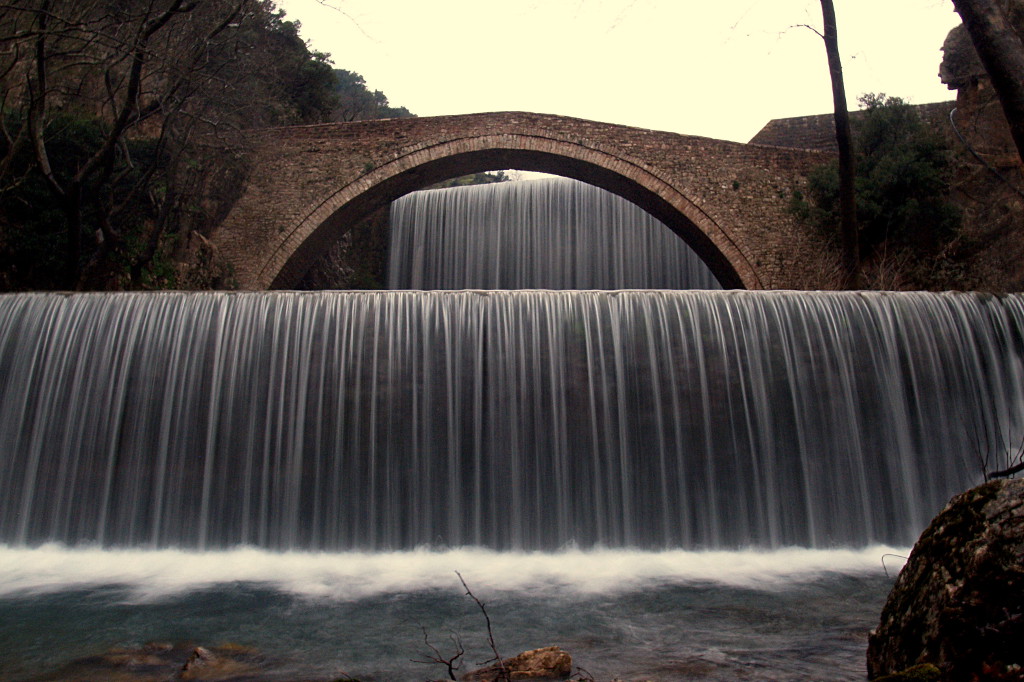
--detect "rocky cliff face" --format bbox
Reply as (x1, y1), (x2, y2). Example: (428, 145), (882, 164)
(867, 478), (1024, 681)
(938, 6), (1024, 292)
(941, 0), (1024, 90)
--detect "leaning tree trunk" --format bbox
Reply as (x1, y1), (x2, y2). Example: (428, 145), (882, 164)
(820, 0), (859, 289)
(953, 0), (1024, 163)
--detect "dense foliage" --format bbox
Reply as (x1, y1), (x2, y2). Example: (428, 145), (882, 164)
(333, 69), (414, 121)
(792, 95), (963, 288)
(0, 0), (411, 291)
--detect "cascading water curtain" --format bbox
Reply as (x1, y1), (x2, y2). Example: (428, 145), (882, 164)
(387, 177), (723, 290)
(1, 291), (1022, 552)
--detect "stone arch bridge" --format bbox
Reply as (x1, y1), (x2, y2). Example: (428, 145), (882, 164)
(210, 112), (838, 290)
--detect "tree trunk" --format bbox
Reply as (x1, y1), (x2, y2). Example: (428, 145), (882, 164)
(820, 0), (859, 289)
(953, 0), (1024, 163)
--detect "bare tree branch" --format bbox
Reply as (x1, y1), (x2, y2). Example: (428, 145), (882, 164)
(456, 571), (509, 681)
(412, 625), (465, 681)
(792, 22), (825, 39)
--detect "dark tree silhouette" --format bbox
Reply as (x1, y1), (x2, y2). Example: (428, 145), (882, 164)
(819, 0), (860, 288)
(952, 0), (1024, 163)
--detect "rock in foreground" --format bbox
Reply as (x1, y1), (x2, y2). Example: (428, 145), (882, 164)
(867, 478), (1024, 680)
(461, 646), (573, 681)
(35, 641), (265, 681)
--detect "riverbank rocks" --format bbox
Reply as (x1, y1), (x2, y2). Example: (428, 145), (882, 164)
(461, 646), (573, 681)
(867, 478), (1024, 680)
(178, 643), (264, 680)
(35, 641), (266, 681)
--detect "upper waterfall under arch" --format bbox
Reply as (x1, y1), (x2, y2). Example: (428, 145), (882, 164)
(386, 177), (724, 290)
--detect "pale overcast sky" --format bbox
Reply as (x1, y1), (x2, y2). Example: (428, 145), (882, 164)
(277, 0), (961, 143)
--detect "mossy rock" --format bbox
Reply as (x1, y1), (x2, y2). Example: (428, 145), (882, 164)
(873, 663), (941, 681)
(867, 478), (1024, 681)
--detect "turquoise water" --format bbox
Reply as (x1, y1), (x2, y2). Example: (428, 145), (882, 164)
(0, 545), (903, 681)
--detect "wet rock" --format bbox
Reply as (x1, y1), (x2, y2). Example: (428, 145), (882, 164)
(867, 478), (1024, 680)
(940, 1), (1024, 90)
(940, 24), (986, 90)
(461, 646), (573, 681)
(178, 646), (216, 680)
(872, 663), (941, 681)
(176, 643), (265, 681)
(37, 641), (264, 681)
(90, 641), (174, 670)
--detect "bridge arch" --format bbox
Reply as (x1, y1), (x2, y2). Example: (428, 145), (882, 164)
(266, 135), (753, 289)
(209, 113), (833, 290)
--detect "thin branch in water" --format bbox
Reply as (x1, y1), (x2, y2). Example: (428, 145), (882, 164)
(988, 460), (1024, 480)
(456, 571), (508, 680)
(881, 553), (908, 579)
(960, 409), (992, 480)
(573, 665), (597, 681)
(331, 672), (360, 681)
(411, 625), (464, 681)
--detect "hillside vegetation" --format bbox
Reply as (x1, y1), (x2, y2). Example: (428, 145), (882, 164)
(0, 0), (411, 291)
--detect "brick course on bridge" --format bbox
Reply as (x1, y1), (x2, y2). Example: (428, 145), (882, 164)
(210, 112), (839, 290)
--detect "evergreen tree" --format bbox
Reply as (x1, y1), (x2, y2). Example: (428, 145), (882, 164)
(793, 95), (962, 287)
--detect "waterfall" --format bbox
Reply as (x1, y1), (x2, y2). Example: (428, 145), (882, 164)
(2, 290), (1020, 551)
(387, 178), (723, 290)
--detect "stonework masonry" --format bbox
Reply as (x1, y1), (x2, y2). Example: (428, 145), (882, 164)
(209, 112), (839, 290)
(749, 102), (956, 152)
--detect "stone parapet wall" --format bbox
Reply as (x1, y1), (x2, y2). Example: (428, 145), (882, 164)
(210, 112), (838, 290)
(749, 102), (957, 152)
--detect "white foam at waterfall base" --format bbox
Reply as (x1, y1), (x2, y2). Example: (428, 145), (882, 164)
(0, 544), (908, 602)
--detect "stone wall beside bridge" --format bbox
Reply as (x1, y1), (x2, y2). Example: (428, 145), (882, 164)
(209, 111), (840, 290)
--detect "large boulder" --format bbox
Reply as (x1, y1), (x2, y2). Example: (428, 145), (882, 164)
(940, 24), (987, 91)
(177, 644), (263, 681)
(34, 641), (265, 681)
(867, 478), (1024, 680)
(461, 646), (573, 681)
(940, 1), (1024, 90)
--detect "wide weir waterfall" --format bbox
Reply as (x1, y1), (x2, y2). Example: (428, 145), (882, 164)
(4, 180), (1024, 680)
(1, 290), (1021, 552)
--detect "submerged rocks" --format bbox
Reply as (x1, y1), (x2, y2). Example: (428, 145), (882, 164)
(461, 646), (573, 681)
(36, 641), (266, 681)
(177, 643), (264, 681)
(867, 478), (1024, 680)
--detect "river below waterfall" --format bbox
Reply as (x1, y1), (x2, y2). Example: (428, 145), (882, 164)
(0, 545), (905, 681)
